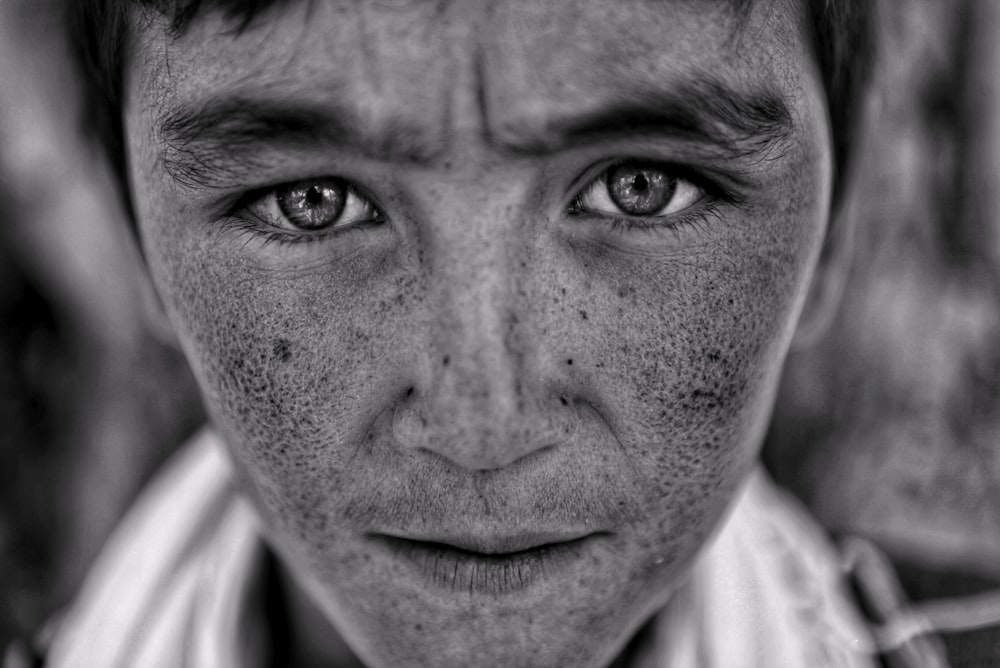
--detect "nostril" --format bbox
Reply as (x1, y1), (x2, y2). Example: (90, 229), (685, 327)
(405, 386), (414, 398)
(559, 396), (569, 406)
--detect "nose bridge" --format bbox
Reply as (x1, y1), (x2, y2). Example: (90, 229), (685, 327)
(395, 189), (556, 470)
(435, 220), (520, 401)
(428, 200), (527, 435)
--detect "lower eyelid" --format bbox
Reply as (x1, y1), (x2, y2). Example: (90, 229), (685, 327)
(607, 199), (726, 237)
(565, 186), (726, 240)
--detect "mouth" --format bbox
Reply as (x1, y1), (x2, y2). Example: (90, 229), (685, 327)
(369, 532), (606, 595)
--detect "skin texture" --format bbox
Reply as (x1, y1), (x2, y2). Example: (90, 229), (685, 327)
(125, 0), (835, 665)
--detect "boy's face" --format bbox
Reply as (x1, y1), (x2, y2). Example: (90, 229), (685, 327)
(125, 0), (832, 665)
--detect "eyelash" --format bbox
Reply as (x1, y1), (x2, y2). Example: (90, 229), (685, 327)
(566, 160), (733, 235)
(222, 182), (381, 248)
(219, 162), (735, 248)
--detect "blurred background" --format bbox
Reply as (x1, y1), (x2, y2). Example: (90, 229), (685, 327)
(1, 0), (999, 660)
(0, 0), (205, 648)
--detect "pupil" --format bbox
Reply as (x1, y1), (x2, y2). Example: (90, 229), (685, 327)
(276, 178), (348, 230)
(605, 163), (676, 216)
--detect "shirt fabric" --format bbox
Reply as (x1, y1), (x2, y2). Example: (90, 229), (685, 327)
(44, 429), (877, 667)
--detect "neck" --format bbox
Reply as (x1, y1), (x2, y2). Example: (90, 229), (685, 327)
(267, 553), (366, 668)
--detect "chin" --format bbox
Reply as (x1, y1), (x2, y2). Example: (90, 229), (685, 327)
(278, 523), (700, 668)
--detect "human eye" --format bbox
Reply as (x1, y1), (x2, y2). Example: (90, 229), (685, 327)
(237, 177), (384, 242)
(568, 161), (710, 223)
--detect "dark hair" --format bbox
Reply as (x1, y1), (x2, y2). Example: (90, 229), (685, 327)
(67, 0), (874, 214)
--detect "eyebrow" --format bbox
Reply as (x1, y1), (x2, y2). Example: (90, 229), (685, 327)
(158, 97), (438, 189)
(157, 76), (794, 190)
(494, 77), (793, 158)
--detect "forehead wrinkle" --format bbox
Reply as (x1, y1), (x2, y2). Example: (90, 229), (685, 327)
(134, 0), (320, 105)
(628, 0), (793, 77)
(135, 6), (456, 186)
(138, 0), (804, 188)
(475, 0), (807, 151)
(443, 4), (491, 152)
(353, 0), (455, 95)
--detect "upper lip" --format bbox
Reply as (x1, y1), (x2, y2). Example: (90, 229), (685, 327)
(374, 531), (598, 555)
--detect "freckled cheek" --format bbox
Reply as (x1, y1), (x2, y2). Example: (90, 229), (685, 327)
(563, 237), (810, 484)
(148, 240), (412, 468)
(549, 241), (811, 585)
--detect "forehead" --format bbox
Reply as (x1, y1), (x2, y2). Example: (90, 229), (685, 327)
(128, 0), (814, 151)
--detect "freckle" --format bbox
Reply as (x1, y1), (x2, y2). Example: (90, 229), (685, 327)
(579, 310), (588, 320)
(559, 396), (569, 406)
(405, 387), (414, 397)
(566, 359), (573, 366)
(442, 355), (450, 367)
(272, 339), (292, 363)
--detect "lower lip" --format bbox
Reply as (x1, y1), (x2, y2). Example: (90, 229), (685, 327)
(371, 535), (599, 595)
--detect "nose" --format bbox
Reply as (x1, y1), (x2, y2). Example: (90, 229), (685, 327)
(392, 188), (565, 470)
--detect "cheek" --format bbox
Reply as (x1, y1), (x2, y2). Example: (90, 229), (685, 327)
(143, 224), (419, 530)
(545, 212), (819, 534)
